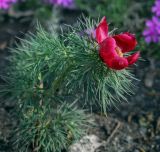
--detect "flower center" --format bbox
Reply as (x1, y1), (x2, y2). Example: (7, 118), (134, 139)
(115, 47), (123, 57)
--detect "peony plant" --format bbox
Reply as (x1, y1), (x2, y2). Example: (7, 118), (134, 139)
(0, 16), (140, 151)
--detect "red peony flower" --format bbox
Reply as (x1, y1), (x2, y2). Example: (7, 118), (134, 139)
(96, 17), (140, 70)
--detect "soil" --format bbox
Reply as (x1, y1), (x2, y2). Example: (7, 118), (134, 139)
(0, 11), (160, 152)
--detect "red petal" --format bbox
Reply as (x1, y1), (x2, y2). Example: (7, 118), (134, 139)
(110, 56), (128, 70)
(99, 37), (128, 70)
(99, 37), (117, 63)
(113, 32), (137, 53)
(126, 51), (140, 65)
(96, 16), (109, 44)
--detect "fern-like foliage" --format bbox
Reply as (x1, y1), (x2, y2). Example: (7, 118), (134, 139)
(0, 17), (137, 151)
(1, 17), (136, 112)
(13, 103), (89, 152)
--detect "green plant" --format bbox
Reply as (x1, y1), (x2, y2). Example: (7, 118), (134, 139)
(14, 103), (89, 152)
(0, 17), (138, 151)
